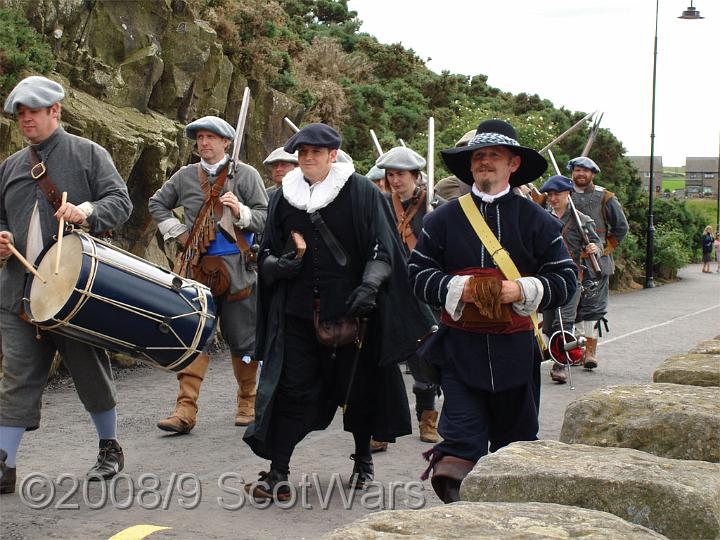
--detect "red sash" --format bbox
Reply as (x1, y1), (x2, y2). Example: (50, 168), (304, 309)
(440, 267), (534, 334)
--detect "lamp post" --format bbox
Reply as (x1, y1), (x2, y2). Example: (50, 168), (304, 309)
(645, 1), (703, 288)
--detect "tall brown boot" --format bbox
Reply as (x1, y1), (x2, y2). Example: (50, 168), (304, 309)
(232, 357), (258, 426)
(419, 410), (441, 443)
(157, 353), (209, 434)
(583, 337), (598, 370)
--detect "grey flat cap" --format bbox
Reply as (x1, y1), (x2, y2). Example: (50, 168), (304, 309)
(185, 116), (235, 140)
(567, 156), (600, 174)
(375, 146), (426, 171)
(365, 165), (385, 181)
(335, 148), (353, 164)
(456, 129), (477, 147)
(4, 76), (65, 114)
(263, 147), (299, 165)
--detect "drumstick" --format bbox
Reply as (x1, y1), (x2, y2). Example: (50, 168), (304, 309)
(54, 192), (67, 275)
(7, 243), (46, 283)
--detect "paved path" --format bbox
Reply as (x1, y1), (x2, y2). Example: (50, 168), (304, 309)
(2, 265), (718, 539)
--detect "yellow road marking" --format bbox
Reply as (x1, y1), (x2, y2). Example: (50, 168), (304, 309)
(108, 525), (170, 540)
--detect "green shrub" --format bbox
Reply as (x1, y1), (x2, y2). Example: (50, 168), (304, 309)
(0, 9), (55, 97)
(652, 224), (691, 279)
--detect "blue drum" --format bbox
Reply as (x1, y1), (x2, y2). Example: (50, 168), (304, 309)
(24, 232), (216, 372)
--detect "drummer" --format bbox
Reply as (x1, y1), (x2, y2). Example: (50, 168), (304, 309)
(0, 76), (133, 494)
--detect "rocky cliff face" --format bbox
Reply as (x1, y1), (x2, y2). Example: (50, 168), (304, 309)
(1, 0), (302, 261)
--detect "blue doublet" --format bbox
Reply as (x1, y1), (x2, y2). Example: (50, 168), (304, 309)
(409, 190), (577, 461)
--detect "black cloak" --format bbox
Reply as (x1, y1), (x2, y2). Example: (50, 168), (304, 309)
(243, 173), (435, 459)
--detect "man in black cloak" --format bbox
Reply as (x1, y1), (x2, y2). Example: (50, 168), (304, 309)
(243, 123), (435, 502)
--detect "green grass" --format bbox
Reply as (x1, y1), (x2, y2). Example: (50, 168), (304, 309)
(662, 178), (685, 191)
(686, 199), (719, 228)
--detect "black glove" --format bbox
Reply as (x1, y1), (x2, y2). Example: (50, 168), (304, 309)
(345, 260), (391, 316)
(345, 283), (379, 316)
(261, 252), (302, 286)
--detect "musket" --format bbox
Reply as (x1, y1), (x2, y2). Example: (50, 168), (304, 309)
(518, 111), (596, 200)
(426, 117), (435, 213)
(283, 116), (300, 134)
(539, 110), (596, 153)
(581, 111), (604, 157)
(547, 149), (602, 273)
(219, 86), (252, 242)
(369, 129), (383, 157)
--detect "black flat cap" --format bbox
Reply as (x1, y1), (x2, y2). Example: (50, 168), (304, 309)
(284, 123), (341, 153)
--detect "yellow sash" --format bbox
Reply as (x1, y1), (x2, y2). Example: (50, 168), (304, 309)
(458, 194), (546, 354)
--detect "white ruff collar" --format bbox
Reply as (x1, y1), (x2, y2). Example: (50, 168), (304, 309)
(282, 162), (355, 213)
(471, 184), (511, 202)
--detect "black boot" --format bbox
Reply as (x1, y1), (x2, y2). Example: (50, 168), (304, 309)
(349, 454), (374, 489)
(0, 449), (16, 494)
(87, 439), (124, 480)
(244, 469), (292, 502)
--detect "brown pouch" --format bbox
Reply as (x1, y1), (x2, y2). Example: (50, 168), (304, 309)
(314, 307), (360, 348)
(191, 255), (230, 297)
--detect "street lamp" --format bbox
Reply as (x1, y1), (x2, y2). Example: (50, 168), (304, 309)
(645, 0), (703, 288)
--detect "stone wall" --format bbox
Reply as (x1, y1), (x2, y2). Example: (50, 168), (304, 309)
(1, 0), (303, 261)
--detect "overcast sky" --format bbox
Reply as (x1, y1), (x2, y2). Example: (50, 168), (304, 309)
(348, 0), (719, 166)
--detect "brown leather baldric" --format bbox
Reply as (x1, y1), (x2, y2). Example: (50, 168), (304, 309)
(391, 188), (426, 252)
(196, 166), (251, 254)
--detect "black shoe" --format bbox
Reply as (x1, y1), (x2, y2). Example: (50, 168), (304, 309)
(244, 469), (291, 502)
(0, 449), (16, 494)
(349, 454), (374, 489)
(87, 439), (124, 480)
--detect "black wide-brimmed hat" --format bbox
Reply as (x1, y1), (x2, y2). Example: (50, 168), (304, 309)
(441, 119), (548, 187)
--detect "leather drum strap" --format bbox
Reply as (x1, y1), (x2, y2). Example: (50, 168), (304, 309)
(28, 148), (63, 211)
(458, 194), (546, 354)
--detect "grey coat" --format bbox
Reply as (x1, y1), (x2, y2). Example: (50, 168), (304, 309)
(148, 159), (268, 292)
(571, 185), (628, 276)
(0, 127), (132, 312)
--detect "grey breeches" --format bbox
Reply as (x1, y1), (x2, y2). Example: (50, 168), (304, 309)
(0, 309), (116, 428)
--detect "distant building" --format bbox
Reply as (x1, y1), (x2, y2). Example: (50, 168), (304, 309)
(685, 157), (719, 196)
(627, 155), (663, 192)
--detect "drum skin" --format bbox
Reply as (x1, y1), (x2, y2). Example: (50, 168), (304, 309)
(24, 232), (216, 372)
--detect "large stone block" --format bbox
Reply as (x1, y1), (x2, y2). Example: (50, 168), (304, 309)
(653, 353), (720, 387)
(559, 383), (720, 462)
(323, 501), (667, 539)
(460, 440), (720, 539)
(689, 339), (720, 355)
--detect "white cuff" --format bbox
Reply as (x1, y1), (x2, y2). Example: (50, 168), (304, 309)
(157, 218), (188, 241)
(512, 276), (543, 317)
(77, 201), (94, 229)
(234, 203), (252, 229)
(444, 275), (471, 321)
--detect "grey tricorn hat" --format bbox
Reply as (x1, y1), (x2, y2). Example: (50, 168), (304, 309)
(375, 146), (426, 171)
(4, 75), (65, 114)
(567, 156), (600, 174)
(441, 119), (548, 187)
(185, 116), (235, 140)
(263, 147), (299, 165)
